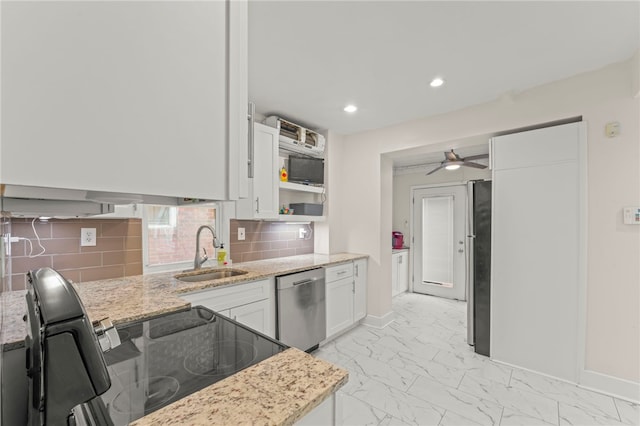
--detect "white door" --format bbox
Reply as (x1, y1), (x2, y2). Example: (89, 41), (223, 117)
(412, 185), (467, 300)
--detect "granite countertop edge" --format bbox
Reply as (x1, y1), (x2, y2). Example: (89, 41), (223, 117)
(129, 348), (350, 426)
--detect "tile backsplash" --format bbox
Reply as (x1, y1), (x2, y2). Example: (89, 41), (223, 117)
(9, 218), (142, 289)
(230, 220), (314, 263)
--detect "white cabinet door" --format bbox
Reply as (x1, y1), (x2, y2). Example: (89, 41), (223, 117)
(180, 278), (275, 337)
(391, 253), (400, 296)
(353, 259), (367, 321)
(1, 1), (247, 200)
(397, 252), (409, 294)
(295, 394), (336, 426)
(326, 277), (354, 338)
(236, 123), (279, 219)
(229, 298), (275, 338)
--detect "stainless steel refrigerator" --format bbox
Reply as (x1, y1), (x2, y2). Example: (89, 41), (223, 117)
(466, 180), (492, 357)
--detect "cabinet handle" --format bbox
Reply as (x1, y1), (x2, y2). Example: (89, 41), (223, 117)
(399, 257), (402, 264)
(248, 102), (255, 178)
(256, 197), (260, 213)
(337, 270), (346, 275)
(355, 264), (359, 277)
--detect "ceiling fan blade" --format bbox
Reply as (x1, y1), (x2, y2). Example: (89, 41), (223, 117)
(445, 150), (459, 161)
(462, 161), (488, 169)
(426, 164), (446, 175)
(464, 153), (489, 161)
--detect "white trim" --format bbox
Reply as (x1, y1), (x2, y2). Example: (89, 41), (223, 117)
(495, 359), (640, 405)
(576, 122), (589, 388)
(579, 369), (640, 404)
(361, 310), (395, 329)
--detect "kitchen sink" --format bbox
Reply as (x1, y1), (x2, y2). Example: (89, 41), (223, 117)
(174, 268), (248, 282)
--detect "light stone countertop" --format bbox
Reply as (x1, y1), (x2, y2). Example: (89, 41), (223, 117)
(2, 252), (366, 350)
(130, 348), (349, 426)
(0, 253), (364, 424)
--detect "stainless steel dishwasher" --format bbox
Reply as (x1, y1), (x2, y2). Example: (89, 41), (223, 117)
(276, 268), (326, 352)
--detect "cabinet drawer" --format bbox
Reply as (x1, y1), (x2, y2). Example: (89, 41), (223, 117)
(324, 262), (353, 283)
(181, 278), (274, 313)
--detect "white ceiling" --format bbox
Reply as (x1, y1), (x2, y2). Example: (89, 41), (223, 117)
(248, 1), (639, 136)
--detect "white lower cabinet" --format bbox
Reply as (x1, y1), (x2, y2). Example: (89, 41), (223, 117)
(326, 277), (355, 337)
(296, 393), (340, 426)
(228, 298), (273, 337)
(353, 258), (367, 321)
(180, 278), (275, 338)
(392, 250), (409, 297)
(325, 259), (367, 340)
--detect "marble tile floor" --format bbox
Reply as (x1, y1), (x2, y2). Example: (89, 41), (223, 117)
(314, 293), (640, 426)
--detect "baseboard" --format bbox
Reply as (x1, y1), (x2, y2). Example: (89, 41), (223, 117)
(491, 359), (640, 404)
(580, 369), (640, 404)
(361, 310), (395, 329)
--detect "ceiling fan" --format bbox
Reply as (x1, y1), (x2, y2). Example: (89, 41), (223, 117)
(426, 149), (489, 175)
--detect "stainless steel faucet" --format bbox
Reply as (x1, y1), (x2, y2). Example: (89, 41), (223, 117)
(194, 225), (220, 270)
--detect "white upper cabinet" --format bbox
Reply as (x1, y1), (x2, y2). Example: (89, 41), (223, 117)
(1, 1), (248, 201)
(235, 123), (279, 219)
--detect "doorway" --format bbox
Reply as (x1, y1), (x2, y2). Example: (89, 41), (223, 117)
(412, 184), (467, 301)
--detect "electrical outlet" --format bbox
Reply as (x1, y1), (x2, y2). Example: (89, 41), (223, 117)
(81, 228), (97, 247)
(238, 227), (246, 241)
(299, 228), (307, 239)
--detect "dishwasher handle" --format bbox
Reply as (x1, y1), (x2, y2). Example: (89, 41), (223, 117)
(293, 278), (319, 286)
(277, 270), (325, 290)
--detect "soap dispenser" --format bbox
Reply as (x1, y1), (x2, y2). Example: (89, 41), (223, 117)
(217, 243), (227, 266)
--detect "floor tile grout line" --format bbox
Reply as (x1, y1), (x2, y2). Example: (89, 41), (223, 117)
(497, 406), (505, 426)
(612, 398), (623, 423)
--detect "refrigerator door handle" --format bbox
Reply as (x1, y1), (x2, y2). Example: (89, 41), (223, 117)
(466, 182), (475, 347)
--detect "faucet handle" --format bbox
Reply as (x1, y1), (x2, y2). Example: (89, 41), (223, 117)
(201, 248), (208, 262)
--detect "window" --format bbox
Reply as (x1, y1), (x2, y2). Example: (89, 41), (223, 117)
(143, 204), (218, 273)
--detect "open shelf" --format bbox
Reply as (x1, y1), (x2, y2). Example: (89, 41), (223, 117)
(279, 181), (325, 194)
(277, 214), (326, 222)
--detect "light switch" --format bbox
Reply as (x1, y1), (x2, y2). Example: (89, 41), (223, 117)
(605, 122), (620, 138)
(81, 228), (97, 246)
(623, 207), (640, 225)
(238, 227), (246, 241)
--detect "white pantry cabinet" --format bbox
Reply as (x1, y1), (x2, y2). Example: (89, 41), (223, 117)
(325, 260), (367, 340)
(491, 122), (584, 383)
(235, 123), (279, 219)
(391, 250), (409, 297)
(1, 1), (248, 201)
(180, 278), (275, 338)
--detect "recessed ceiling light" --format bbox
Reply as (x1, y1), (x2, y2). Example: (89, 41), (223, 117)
(344, 105), (358, 113)
(430, 77), (444, 88)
